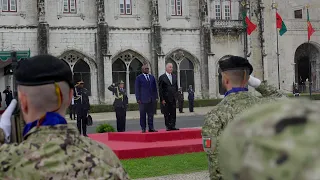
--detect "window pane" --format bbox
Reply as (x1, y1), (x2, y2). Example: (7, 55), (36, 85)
(10, 0), (16, 11)
(126, 3), (131, 14)
(126, 0), (131, 5)
(129, 59), (143, 94)
(119, 0), (124, 4)
(112, 59), (126, 71)
(2, 0), (8, 11)
(180, 59), (194, 70)
(171, 0), (175, 15)
(180, 70), (194, 92)
(225, 5), (230, 20)
(63, 0), (69, 12)
(294, 9), (302, 19)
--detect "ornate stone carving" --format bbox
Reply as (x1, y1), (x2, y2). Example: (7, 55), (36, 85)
(170, 51), (185, 62)
(97, 0), (105, 23)
(61, 53), (82, 68)
(38, 0), (45, 22)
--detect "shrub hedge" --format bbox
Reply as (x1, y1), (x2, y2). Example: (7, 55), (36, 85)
(67, 93), (319, 114)
(96, 124), (116, 133)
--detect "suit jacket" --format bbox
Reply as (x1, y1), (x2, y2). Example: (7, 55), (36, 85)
(188, 88), (195, 100)
(108, 85), (128, 108)
(135, 74), (158, 104)
(158, 73), (178, 103)
(74, 87), (90, 111)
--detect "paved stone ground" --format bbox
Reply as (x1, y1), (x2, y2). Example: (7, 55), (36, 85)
(136, 171), (209, 180)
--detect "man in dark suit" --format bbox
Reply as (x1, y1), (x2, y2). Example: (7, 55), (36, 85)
(158, 63), (179, 131)
(188, 85), (195, 112)
(74, 81), (90, 136)
(135, 64), (158, 133)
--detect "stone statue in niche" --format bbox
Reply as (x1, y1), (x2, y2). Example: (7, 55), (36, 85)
(38, 0), (45, 21)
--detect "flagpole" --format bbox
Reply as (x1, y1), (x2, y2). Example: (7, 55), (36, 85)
(276, 8), (280, 90)
(307, 6), (312, 99)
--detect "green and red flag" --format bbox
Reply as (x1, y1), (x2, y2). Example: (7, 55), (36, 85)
(242, 11), (257, 35)
(276, 12), (287, 36)
(307, 8), (315, 41)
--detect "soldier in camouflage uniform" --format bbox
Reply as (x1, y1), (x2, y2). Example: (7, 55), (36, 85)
(219, 99), (318, 180)
(0, 55), (130, 179)
(202, 56), (286, 180)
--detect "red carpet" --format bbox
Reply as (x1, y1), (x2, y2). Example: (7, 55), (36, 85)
(89, 128), (204, 159)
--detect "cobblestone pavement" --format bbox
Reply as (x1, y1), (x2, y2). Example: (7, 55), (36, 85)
(136, 171), (209, 180)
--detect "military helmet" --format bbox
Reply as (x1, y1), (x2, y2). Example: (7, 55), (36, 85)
(219, 99), (320, 180)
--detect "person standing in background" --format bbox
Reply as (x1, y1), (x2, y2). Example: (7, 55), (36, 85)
(158, 63), (179, 131)
(135, 64), (158, 133)
(188, 85), (195, 112)
(3, 86), (13, 108)
(108, 80), (128, 132)
(74, 81), (90, 136)
(177, 87), (184, 113)
(69, 95), (76, 120)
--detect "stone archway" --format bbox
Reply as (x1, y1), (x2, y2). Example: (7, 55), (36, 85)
(165, 49), (199, 92)
(294, 43), (320, 92)
(111, 49), (149, 95)
(59, 50), (97, 96)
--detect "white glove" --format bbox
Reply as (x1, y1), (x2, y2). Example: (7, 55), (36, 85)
(248, 75), (261, 88)
(0, 99), (17, 143)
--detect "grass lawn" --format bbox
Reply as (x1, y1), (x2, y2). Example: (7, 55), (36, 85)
(121, 152), (208, 179)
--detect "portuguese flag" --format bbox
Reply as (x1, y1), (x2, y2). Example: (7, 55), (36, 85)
(242, 11), (257, 35)
(276, 12), (287, 36)
(307, 8), (315, 41)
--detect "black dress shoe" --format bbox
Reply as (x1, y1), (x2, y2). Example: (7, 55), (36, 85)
(83, 134), (88, 137)
(171, 127), (179, 130)
(142, 130), (146, 133)
(149, 129), (158, 132)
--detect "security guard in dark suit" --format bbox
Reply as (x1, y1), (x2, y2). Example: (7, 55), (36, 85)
(177, 87), (184, 113)
(74, 81), (90, 136)
(108, 80), (128, 132)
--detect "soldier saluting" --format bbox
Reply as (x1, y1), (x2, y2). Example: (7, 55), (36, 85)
(202, 56), (287, 180)
(108, 80), (128, 132)
(74, 80), (90, 137)
(0, 54), (129, 179)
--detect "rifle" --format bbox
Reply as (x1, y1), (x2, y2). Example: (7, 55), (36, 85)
(9, 51), (25, 144)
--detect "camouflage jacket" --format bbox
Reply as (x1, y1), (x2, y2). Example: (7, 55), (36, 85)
(0, 124), (130, 180)
(202, 82), (287, 180)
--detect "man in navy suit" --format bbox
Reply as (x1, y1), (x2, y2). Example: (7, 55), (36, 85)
(135, 64), (158, 133)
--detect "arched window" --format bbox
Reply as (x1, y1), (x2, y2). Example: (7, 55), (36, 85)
(129, 59), (143, 94)
(112, 59), (127, 86)
(73, 60), (91, 95)
(165, 59), (178, 75)
(112, 50), (148, 94)
(180, 59), (194, 92)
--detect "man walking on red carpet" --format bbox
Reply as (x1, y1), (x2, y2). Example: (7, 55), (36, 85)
(158, 63), (179, 131)
(135, 64), (158, 133)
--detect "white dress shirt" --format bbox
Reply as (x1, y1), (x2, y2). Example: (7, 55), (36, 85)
(166, 72), (172, 84)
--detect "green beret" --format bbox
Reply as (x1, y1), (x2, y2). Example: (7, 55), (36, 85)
(14, 54), (73, 88)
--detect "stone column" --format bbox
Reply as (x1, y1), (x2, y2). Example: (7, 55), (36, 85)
(96, 0), (108, 103)
(150, 0), (161, 81)
(157, 54), (166, 78)
(104, 55), (113, 104)
(207, 53), (215, 98)
(248, 0), (264, 80)
(37, 0), (49, 55)
(199, 0), (210, 99)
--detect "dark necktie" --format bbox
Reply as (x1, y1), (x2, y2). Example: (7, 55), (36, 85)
(146, 75), (150, 81)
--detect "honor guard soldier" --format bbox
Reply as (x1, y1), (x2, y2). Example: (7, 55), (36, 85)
(177, 87), (184, 113)
(202, 56), (287, 180)
(74, 80), (90, 136)
(108, 80), (128, 132)
(187, 85), (194, 112)
(0, 54), (130, 179)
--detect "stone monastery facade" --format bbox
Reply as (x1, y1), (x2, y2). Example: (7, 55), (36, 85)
(0, 0), (319, 104)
